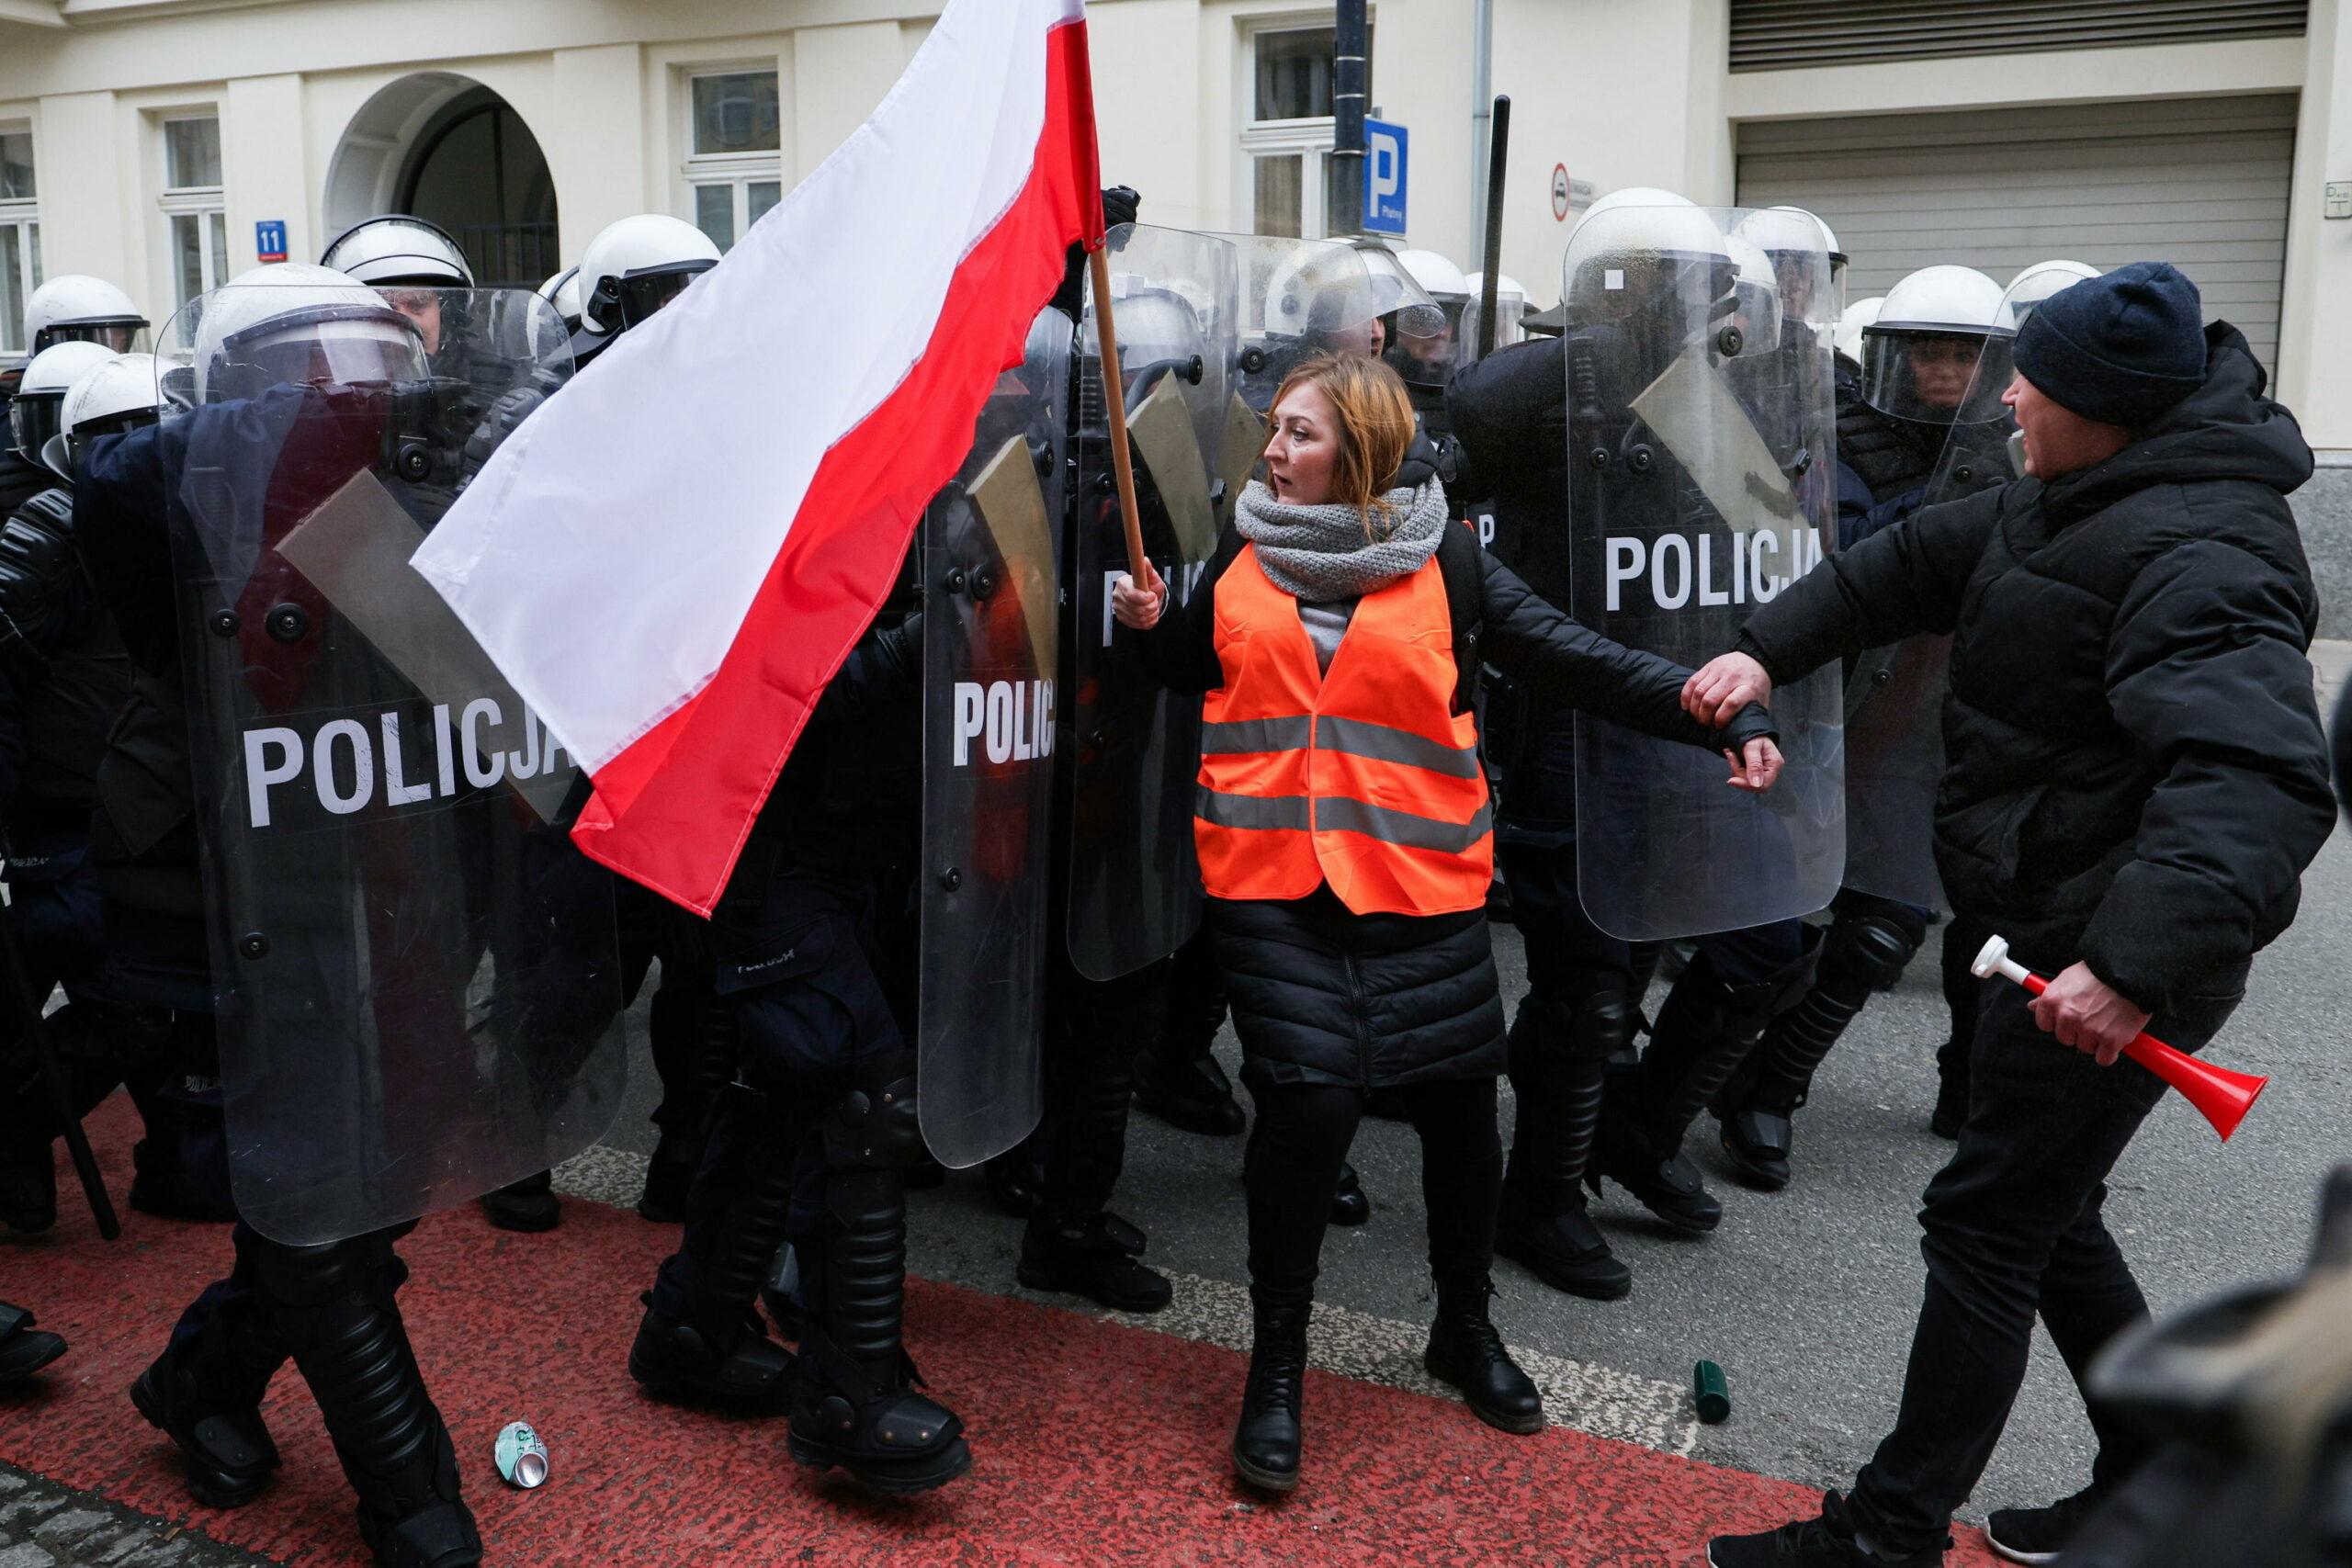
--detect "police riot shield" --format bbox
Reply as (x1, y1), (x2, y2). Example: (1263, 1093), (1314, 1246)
(160, 283), (623, 1245)
(917, 310), (1068, 1168)
(1838, 264), (2095, 909)
(1562, 205), (1845, 940)
(1066, 226), (1240, 980)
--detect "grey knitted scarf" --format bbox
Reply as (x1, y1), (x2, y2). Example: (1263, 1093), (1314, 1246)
(1232, 478), (1450, 603)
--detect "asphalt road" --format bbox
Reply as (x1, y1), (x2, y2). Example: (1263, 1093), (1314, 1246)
(585, 648), (2352, 1533)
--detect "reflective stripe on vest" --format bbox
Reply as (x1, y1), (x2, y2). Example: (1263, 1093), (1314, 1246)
(1195, 544), (1493, 917)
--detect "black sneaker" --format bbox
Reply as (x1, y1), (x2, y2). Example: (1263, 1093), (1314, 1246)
(1708, 1492), (1946, 1567)
(1985, 1485), (2104, 1564)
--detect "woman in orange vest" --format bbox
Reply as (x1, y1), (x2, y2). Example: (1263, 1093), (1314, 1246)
(1112, 353), (1781, 1493)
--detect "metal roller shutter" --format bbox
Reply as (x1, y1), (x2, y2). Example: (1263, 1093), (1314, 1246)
(1730, 1), (2307, 73)
(1736, 95), (2296, 372)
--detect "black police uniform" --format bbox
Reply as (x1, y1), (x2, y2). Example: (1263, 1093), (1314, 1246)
(1447, 331), (1811, 1296)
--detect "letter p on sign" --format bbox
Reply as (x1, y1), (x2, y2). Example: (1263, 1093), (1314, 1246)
(1363, 118), (1408, 236)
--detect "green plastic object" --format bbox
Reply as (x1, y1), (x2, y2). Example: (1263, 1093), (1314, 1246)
(1692, 1359), (1731, 1424)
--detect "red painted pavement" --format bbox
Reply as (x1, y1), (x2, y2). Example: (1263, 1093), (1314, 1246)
(3, 1097), (2002, 1565)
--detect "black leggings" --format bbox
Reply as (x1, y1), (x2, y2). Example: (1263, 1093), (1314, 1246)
(1242, 1074), (1502, 1305)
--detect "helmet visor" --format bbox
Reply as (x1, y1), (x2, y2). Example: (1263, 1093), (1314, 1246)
(37, 321), (150, 355)
(239, 318), (427, 393)
(1860, 329), (1996, 425)
(9, 393), (62, 465)
(617, 264), (713, 330)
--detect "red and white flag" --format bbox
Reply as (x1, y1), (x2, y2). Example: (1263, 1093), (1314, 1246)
(415, 0), (1101, 913)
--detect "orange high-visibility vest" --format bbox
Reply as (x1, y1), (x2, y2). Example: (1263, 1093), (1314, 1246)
(1195, 544), (1492, 917)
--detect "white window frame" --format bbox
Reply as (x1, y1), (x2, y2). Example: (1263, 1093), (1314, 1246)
(0, 121), (38, 357)
(681, 67), (784, 254)
(1240, 18), (1367, 241)
(158, 110), (227, 310)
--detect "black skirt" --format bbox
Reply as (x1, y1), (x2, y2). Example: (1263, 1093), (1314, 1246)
(1209, 886), (1506, 1092)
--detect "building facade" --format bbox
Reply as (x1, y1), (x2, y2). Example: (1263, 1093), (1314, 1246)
(5, 0), (2348, 593)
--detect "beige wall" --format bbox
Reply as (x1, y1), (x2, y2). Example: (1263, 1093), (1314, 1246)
(0, 0), (2346, 444)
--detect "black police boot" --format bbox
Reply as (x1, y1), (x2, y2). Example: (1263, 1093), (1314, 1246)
(1230, 1290), (1309, 1494)
(1498, 992), (1633, 1301)
(478, 1168), (559, 1232)
(1017, 1211), (1172, 1312)
(130, 1283), (288, 1508)
(984, 1142), (1043, 1219)
(1423, 1275), (1544, 1435)
(1599, 950), (1810, 1233)
(257, 1236), (480, 1568)
(0, 1302), (65, 1385)
(1328, 1161), (1370, 1226)
(1135, 1036), (1245, 1135)
(1717, 903), (1922, 1191)
(629, 1088), (797, 1413)
(787, 1053), (970, 1495)
(1707, 1490), (1946, 1568)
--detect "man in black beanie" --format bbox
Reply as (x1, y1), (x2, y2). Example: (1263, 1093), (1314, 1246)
(1690, 260), (2337, 1566)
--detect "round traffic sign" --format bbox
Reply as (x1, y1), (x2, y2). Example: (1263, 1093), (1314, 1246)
(1552, 164), (1572, 222)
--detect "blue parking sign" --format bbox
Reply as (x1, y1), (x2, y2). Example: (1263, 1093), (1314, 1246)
(1363, 119), (1408, 237)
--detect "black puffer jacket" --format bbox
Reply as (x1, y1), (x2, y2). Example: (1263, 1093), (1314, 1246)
(1137, 512), (1775, 1089)
(1739, 324), (2333, 1013)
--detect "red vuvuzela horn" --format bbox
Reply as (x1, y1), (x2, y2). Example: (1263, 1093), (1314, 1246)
(1971, 935), (2268, 1142)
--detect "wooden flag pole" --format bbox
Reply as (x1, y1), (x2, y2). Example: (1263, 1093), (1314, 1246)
(1088, 244), (1160, 599)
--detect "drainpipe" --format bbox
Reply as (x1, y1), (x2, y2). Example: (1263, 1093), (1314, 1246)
(1329, 0), (1368, 237)
(1470, 0), (1494, 255)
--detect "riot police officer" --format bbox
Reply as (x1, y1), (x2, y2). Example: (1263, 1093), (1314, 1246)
(6, 280), (151, 513)
(1449, 191), (1830, 1296)
(0, 350), (195, 1233)
(571, 213), (721, 367)
(82, 262), (530, 1567)
(1712, 264), (2007, 1191)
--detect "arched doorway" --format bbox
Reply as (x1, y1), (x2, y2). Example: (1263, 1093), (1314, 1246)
(323, 74), (558, 290)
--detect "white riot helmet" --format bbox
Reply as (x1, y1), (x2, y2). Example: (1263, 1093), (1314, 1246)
(190, 263), (425, 404)
(1378, 249), (1471, 388)
(1835, 296), (1883, 362)
(580, 214), (720, 336)
(10, 342), (114, 465)
(42, 353), (164, 479)
(1732, 206), (1840, 317)
(1350, 243), (1446, 342)
(1564, 189), (1732, 327)
(23, 276), (149, 355)
(319, 215), (475, 288)
(537, 266), (582, 334)
(1859, 265), (2005, 425)
(2001, 260), (2100, 330)
(1463, 272), (1528, 353)
(1723, 233), (1784, 355)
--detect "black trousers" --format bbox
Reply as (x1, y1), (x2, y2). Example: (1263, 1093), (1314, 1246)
(1846, 975), (2245, 1554)
(1243, 1073), (1501, 1303)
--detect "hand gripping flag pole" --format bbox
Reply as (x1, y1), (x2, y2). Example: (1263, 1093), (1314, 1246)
(1086, 242), (1160, 604)
(1972, 934), (2269, 1142)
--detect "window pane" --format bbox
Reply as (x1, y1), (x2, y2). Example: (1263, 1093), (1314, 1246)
(172, 213), (203, 310)
(0, 227), (25, 354)
(1256, 29), (1331, 120)
(694, 184), (736, 253)
(0, 132), (31, 201)
(692, 72), (781, 156)
(747, 180), (781, 228)
(26, 222), (37, 294)
(209, 210), (228, 289)
(165, 117), (221, 189)
(1253, 155), (1303, 240)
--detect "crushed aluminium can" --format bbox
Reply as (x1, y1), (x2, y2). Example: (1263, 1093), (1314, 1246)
(493, 1420), (550, 1489)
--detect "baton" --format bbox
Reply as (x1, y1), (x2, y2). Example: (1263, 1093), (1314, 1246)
(1971, 935), (2267, 1143)
(0, 895), (120, 1238)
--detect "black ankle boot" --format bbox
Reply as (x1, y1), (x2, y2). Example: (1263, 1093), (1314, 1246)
(1135, 1043), (1246, 1135)
(478, 1169), (559, 1233)
(130, 1283), (289, 1508)
(1591, 1094), (1723, 1233)
(1232, 1295), (1309, 1493)
(1017, 1212), (1172, 1312)
(1495, 1181), (1631, 1301)
(1423, 1278), (1544, 1435)
(1328, 1161), (1370, 1226)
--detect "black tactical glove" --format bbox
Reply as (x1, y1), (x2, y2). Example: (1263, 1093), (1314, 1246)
(1051, 186), (1145, 319)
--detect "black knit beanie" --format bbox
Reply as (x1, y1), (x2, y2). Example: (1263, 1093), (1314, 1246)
(2011, 261), (2207, 427)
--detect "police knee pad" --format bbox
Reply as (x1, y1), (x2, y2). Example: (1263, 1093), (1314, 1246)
(1822, 901), (1928, 994)
(821, 1050), (922, 1175)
